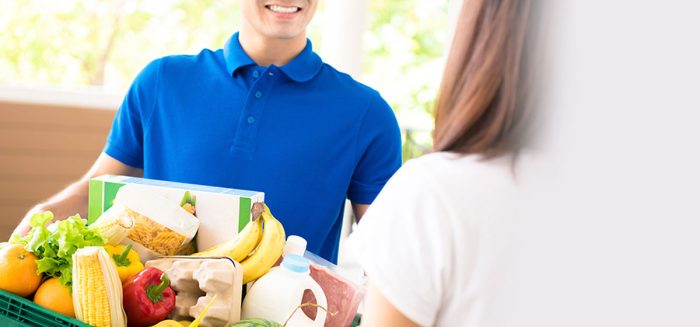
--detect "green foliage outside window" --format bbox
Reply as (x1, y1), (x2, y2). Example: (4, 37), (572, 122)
(364, 1), (448, 161)
(0, 0), (448, 161)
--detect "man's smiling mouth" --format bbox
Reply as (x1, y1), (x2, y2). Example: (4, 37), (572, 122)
(266, 5), (301, 14)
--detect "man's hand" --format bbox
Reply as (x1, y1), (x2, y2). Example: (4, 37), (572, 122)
(12, 204), (50, 238)
(11, 152), (142, 240)
(10, 213), (34, 239)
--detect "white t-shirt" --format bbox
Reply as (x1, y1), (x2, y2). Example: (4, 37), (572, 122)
(347, 152), (526, 327)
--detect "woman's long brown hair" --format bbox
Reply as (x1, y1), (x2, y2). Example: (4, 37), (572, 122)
(433, 0), (537, 158)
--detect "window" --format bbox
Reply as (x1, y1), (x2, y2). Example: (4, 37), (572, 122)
(0, 0), (449, 160)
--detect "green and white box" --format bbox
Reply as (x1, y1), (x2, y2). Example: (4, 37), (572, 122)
(88, 175), (264, 251)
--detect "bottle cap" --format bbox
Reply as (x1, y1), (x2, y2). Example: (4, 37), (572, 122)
(281, 254), (311, 274)
(283, 235), (307, 257)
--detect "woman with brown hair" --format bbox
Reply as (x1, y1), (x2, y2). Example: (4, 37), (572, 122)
(348, 0), (540, 325)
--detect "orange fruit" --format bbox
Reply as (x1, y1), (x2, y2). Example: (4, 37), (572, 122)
(0, 243), (42, 297)
(34, 277), (75, 317)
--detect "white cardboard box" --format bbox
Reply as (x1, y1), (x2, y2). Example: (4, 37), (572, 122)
(88, 175), (264, 251)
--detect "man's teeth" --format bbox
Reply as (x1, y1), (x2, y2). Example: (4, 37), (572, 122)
(268, 5), (299, 13)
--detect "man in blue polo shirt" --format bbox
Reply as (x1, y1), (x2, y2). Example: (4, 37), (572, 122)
(13, 1), (401, 263)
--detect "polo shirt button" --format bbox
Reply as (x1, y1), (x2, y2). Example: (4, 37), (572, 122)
(255, 91), (262, 98)
(247, 116), (255, 124)
(253, 71), (260, 78)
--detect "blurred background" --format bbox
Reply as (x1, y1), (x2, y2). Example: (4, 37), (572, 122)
(0, 0), (457, 239)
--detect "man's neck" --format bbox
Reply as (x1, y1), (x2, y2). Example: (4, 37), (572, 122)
(238, 30), (307, 67)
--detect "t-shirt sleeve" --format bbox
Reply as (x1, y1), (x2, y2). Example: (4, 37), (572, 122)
(347, 160), (452, 326)
(103, 58), (162, 169)
(346, 93), (402, 204)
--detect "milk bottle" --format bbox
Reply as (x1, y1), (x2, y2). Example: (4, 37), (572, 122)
(241, 254), (327, 327)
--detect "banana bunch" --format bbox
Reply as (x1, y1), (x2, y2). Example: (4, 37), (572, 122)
(192, 202), (286, 284)
(192, 215), (263, 262)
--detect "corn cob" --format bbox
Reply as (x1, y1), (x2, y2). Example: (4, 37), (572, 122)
(72, 246), (127, 327)
(90, 209), (134, 245)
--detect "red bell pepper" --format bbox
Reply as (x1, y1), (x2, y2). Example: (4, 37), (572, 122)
(122, 267), (176, 327)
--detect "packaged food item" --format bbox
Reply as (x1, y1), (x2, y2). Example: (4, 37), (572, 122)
(275, 235), (365, 327)
(302, 251), (366, 327)
(242, 255), (327, 327)
(93, 184), (199, 261)
(145, 256), (243, 327)
(88, 175), (264, 252)
(89, 207), (135, 245)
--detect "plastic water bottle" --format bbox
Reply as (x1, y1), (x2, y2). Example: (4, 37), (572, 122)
(241, 255), (327, 327)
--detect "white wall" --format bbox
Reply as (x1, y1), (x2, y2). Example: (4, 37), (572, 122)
(319, 0), (369, 79)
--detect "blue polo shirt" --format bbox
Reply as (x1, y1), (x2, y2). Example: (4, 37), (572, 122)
(105, 32), (402, 263)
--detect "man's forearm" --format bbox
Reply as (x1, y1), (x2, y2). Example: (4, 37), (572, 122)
(12, 180), (90, 238)
(35, 186), (90, 219)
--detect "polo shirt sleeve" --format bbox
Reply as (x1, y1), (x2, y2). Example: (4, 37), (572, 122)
(347, 93), (402, 204)
(104, 58), (162, 169)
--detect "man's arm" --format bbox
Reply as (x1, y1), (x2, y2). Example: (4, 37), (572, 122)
(352, 203), (369, 223)
(11, 152), (142, 238)
(360, 281), (421, 327)
(347, 94), (402, 224)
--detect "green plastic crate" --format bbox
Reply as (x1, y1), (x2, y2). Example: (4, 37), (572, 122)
(0, 289), (90, 327)
(351, 313), (362, 327)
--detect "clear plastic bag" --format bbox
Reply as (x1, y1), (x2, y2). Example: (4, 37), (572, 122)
(100, 184), (199, 260)
(302, 251), (366, 327)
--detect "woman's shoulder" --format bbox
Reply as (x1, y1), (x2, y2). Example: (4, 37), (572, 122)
(401, 152), (516, 184)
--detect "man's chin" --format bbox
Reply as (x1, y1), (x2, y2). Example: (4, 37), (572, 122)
(265, 29), (304, 41)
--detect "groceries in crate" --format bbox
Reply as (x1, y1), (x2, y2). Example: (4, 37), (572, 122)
(34, 277), (75, 317)
(192, 202), (286, 285)
(0, 242), (42, 297)
(145, 257), (243, 326)
(105, 244), (144, 284)
(191, 214), (262, 262)
(90, 206), (136, 245)
(151, 292), (217, 327)
(242, 254), (327, 327)
(93, 184), (200, 261)
(10, 211), (105, 286)
(72, 246), (127, 327)
(277, 235), (365, 327)
(1, 175), (367, 327)
(302, 252), (365, 327)
(229, 318), (282, 326)
(122, 267), (177, 327)
(282, 235), (308, 258)
(150, 320), (193, 327)
(180, 191), (197, 216)
(87, 175), (265, 253)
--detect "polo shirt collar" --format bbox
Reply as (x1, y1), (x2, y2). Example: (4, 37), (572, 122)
(224, 32), (323, 82)
(224, 32), (255, 76)
(277, 40), (323, 82)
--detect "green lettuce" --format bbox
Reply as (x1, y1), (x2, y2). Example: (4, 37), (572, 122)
(11, 211), (105, 286)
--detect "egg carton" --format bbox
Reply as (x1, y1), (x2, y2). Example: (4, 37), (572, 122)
(145, 256), (243, 327)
